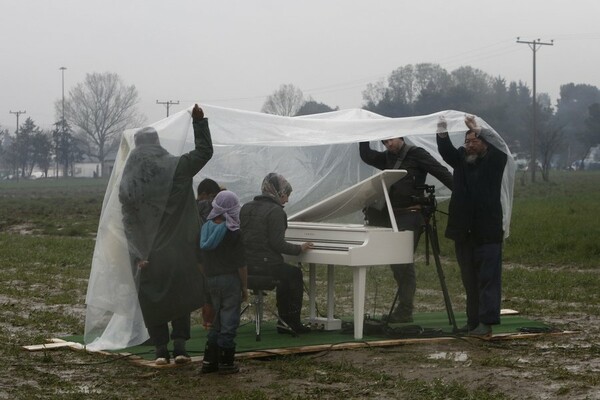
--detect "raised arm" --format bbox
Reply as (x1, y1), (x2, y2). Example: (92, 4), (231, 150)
(178, 104), (214, 177)
(359, 141), (386, 170)
(436, 116), (461, 168)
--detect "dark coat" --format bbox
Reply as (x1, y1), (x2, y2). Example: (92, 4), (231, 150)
(436, 132), (507, 244)
(359, 142), (453, 208)
(120, 118), (213, 327)
(239, 195), (302, 267)
(201, 229), (246, 277)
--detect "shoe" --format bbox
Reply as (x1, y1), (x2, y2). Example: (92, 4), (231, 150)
(382, 313), (413, 324)
(173, 339), (191, 364)
(468, 323), (492, 338)
(455, 323), (477, 334)
(173, 352), (191, 365)
(289, 322), (312, 334)
(276, 322), (298, 335)
(277, 326), (293, 334)
(154, 345), (170, 365)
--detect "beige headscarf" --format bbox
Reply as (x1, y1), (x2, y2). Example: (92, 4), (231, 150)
(260, 172), (292, 205)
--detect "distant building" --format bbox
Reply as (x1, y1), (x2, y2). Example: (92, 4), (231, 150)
(72, 150), (117, 178)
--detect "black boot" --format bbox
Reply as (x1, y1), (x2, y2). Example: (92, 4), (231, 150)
(218, 347), (239, 375)
(201, 342), (219, 374)
(286, 309), (311, 334)
(276, 313), (296, 335)
(173, 338), (191, 364)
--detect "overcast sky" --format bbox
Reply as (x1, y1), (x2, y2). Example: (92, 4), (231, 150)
(1, 0), (599, 131)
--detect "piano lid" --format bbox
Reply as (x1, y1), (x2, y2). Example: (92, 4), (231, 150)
(288, 169), (407, 222)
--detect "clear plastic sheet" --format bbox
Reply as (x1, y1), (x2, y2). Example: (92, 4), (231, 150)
(85, 105), (515, 350)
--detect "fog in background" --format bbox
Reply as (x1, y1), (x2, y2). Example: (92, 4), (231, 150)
(1, 0), (599, 130)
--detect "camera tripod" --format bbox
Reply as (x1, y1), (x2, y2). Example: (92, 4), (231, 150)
(386, 203), (458, 333)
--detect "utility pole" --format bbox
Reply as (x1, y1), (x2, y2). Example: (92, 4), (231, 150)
(516, 37), (553, 183)
(9, 110), (26, 134)
(9, 110), (26, 181)
(156, 100), (179, 117)
(59, 66), (67, 179)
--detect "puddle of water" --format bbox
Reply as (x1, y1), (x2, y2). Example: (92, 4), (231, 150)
(427, 351), (469, 362)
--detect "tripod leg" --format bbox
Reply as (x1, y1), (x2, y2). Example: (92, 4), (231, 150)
(384, 287), (400, 325)
(426, 221), (458, 332)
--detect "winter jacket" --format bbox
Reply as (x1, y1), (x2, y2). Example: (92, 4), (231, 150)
(239, 195), (302, 267)
(436, 131), (507, 244)
(359, 142), (453, 208)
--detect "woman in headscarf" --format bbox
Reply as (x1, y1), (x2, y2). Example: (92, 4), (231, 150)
(199, 190), (247, 374)
(239, 173), (313, 334)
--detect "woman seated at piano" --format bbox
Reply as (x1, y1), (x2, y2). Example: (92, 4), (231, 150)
(240, 173), (313, 334)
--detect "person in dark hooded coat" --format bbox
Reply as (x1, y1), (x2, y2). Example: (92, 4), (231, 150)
(119, 104), (213, 365)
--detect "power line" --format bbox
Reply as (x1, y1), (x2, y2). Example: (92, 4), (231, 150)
(516, 37), (554, 183)
(156, 100), (180, 117)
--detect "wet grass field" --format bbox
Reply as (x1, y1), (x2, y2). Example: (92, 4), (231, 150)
(1, 172), (599, 399)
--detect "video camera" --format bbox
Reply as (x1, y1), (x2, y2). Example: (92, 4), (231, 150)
(411, 184), (438, 219)
(410, 184), (437, 208)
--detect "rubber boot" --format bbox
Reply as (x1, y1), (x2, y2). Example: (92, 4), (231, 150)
(218, 347), (239, 375)
(201, 342), (219, 374)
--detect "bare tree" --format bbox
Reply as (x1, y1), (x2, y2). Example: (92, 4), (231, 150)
(538, 125), (564, 182)
(61, 72), (145, 176)
(261, 84), (304, 116)
(0, 126), (9, 178)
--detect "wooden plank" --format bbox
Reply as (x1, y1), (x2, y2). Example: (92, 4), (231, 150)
(24, 329), (577, 368)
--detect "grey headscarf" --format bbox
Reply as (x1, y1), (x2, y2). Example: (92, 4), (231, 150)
(261, 172), (292, 205)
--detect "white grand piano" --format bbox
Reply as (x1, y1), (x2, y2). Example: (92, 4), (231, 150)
(285, 170), (413, 340)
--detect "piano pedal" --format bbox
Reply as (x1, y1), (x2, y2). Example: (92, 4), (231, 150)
(310, 323), (325, 331)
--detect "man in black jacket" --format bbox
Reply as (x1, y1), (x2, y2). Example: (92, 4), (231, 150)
(436, 115), (507, 338)
(359, 137), (453, 323)
(119, 104), (213, 364)
(240, 173), (313, 334)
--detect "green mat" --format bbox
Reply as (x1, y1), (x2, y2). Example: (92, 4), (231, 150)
(64, 312), (551, 361)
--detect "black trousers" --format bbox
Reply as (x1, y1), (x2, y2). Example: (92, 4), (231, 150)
(249, 263), (304, 322)
(454, 238), (503, 327)
(389, 210), (424, 316)
(146, 313), (191, 346)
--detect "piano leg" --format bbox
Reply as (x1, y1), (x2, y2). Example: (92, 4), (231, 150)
(353, 266), (367, 340)
(327, 265), (335, 322)
(309, 263), (317, 321)
(307, 263), (341, 331)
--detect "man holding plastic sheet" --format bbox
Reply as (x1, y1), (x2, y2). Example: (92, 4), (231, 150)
(119, 104), (213, 364)
(359, 137), (453, 324)
(436, 115), (507, 338)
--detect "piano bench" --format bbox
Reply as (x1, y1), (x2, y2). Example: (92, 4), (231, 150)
(247, 275), (278, 292)
(242, 275), (296, 341)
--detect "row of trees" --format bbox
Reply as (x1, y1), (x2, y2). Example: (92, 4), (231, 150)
(261, 64), (600, 181)
(0, 72), (145, 179)
(0, 117), (82, 179)
(2, 66), (599, 181)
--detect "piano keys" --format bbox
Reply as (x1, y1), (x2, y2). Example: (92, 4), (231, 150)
(285, 170), (414, 339)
